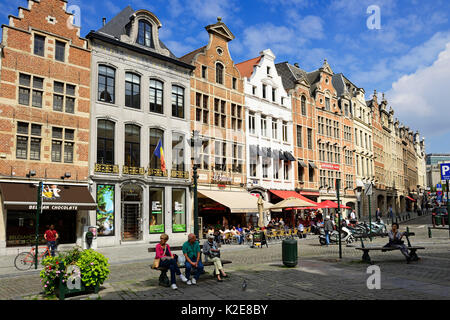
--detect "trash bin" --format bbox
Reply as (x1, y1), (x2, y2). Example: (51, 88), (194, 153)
(282, 239), (298, 267)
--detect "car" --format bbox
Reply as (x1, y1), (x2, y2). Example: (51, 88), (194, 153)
(431, 207), (448, 226)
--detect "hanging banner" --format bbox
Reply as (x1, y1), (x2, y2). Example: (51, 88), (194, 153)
(96, 185), (115, 236)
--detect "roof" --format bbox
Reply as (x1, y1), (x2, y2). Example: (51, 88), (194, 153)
(332, 73), (346, 97)
(275, 62), (310, 91)
(235, 56), (261, 78)
(179, 46), (206, 65)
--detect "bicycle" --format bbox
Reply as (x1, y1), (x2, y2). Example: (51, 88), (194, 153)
(14, 246), (59, 271)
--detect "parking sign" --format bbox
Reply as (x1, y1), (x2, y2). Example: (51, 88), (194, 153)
(441, 163), (450, 180)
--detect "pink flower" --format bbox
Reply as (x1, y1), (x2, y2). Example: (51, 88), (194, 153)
(44, 285), (47, 288)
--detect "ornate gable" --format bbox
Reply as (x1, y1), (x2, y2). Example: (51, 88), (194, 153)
(205, 17), (235, 42)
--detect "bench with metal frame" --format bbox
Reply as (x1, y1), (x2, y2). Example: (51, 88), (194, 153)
(355, 232), (424, 264)
(148, 245), (232, 286)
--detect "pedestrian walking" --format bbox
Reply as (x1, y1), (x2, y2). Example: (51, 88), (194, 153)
(44, 224), (58, 257)
(383, 223), (411, 263)
(203, 235), (228, 282)
(182, 233), (204, 285)
(156, 234), (187, 290)
(324, 216), (334, 245)
(350, 210), (357, 224)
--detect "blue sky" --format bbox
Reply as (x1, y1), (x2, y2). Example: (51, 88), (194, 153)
(1, 0), (450, 153)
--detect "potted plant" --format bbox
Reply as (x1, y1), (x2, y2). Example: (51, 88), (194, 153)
(40, 246), (110, 300)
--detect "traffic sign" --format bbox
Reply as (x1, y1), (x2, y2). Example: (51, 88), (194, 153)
(364, 182), (373, 196)
(441, 163), (450, 180)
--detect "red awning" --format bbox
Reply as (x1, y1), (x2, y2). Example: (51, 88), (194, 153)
(269, 190), (318, 206)
(317, 200), (350, 209)
(406, 196), (416, 202)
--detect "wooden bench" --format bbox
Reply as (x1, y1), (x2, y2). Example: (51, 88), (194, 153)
(355, 232), (424, 264)
(148, 244), (232, 287)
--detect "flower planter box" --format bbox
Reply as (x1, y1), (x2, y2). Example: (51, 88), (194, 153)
(56, 263), (100, 300)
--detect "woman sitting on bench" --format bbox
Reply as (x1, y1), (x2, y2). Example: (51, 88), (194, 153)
(156, 234), (188, 290)
(384, 223), (411, 263)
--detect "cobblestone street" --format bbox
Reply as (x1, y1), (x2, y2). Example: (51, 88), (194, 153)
(1, 215), (449, 300)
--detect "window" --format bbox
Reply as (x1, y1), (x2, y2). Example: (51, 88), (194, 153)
(344, 104), (349, 117)
(249, 112), (256, 134)
(262, 163), (269, 179)
(201, 66), (207, 79)
(196, 94), (209, 124)
(171, 85), (184, 118)
(19, 74), (43, 108)
(267, 66), (271, 75)
(262, 84), (267, 99)
(97, 120), (115, 165)
(301, 96), (307, 116)
(53, 81), (75, 113)
(149, 128), (164, 169)
(232, 143), (243, 173)
(98, 65), (115, 103)
(125, 73), (141, 109)
(172, 189), (186, 233)
(214, 140), (226, 171)
(282, 121), (288, 142)
(325, 97), (330, 111)
(231, 104), (242, 130)
(272, 88), (276, 102)
(214, 98), (226, 128)
(296, 125), (302, 147)
(149, 79), (163, 114)
(318, 116), (324, 135)
(16, 122), (42, 160)
(252, 86), (256, 95)
(199, 138), (210, 170)
(216, 63), (224, 84)
(309, 167), (314, 182)
(232, 77), (237, 90)
(34, 34), (45, 56)
(298, 162), (304, 181)
(124, 124), (140, 167)
(172, 132), (185, 171)
(273, 160), (279, 180)
(51, 127), (73, 163)
(55, 41), (65, 62)
(250, 162), (257, 177)
(261, 116), (267, 137)
(284, 162), (289, 180)
(355, 129), (358, 146)
(307, 128), (312, 149)
(149, 188), (164, 234)
(137, 20), (152, 47)
(272, 119), (278, 140)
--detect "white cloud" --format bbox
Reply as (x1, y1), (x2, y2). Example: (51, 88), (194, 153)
(386, 42), (450, 140)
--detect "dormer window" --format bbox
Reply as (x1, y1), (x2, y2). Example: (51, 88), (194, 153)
(137, 20), (152, 47)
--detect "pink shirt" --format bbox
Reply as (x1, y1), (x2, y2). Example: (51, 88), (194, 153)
(155, 243), (172, 259)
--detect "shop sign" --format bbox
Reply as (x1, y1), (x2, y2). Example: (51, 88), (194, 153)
(198, 173), (208, 181)
(94, 163), (119, 174)
(211, 173), (232, 185)
(152, 201), (162, 212)
(123, 166), (145, 175)
(171, 170), (189, 179)
(148, 168), (168, 177)
(28, 205), (78, 210)
(321, 163), (340, 171)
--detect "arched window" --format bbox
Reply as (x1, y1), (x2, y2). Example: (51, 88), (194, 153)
(215, 63), (224, 84)
(301, 96), (307, 115)
(97, 120), (115, 164)
(137, 20), (152, 47)
(149, 79), (163, 114)
(125, 124), (140, 167)
(125, 72), (141, 109)
(150, 128), (164, 169)
(98, 65), (115, 103)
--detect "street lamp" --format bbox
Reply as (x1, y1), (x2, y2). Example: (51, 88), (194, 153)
(27, 170), (42, 269)
(190, 130), (200, 239)
(355, 186), (362, 220)
(61, 172), (71, 180)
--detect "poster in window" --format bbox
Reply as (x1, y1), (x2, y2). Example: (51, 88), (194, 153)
(150, 188), (165, 233)
(172, 189), (186, 232)
(96, 185), (115, 236)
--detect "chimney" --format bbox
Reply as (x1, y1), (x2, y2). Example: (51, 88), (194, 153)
(102, 18), (106, 26)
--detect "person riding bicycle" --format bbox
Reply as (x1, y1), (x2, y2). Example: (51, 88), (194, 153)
(44, 225), (59, 257)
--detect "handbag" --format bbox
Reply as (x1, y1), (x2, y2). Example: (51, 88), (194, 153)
(152, 246), (167, 269)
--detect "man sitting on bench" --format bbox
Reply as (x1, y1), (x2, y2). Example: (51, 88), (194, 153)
(182, 233), (204, 285)
(383, 223), (411, 263)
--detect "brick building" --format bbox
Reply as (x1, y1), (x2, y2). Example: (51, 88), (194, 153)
(0, 0), (94, 254)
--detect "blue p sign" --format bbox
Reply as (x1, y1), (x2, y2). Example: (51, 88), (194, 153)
(441, 163), (450, 180)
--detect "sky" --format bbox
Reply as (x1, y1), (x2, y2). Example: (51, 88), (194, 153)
(1, 0), (449, 154)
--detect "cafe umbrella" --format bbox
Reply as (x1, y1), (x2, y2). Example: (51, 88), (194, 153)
(269, 197), (317, 210)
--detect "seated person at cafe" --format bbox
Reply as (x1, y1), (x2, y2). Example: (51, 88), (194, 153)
(230, 226), (243, 244)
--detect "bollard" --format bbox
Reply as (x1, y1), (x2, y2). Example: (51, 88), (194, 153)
(428, 227), (432, 238)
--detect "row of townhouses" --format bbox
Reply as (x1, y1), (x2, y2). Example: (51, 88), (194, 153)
(0, 1), (426, 253)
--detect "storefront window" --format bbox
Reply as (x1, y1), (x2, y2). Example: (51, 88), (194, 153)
(172, 188), (186, 233)
(150, 188), (164, 233)
(96, 185), (115, 236)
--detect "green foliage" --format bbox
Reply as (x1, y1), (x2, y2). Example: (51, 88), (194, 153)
(76, 249), (110, 287)
(39, 247), (110, 295)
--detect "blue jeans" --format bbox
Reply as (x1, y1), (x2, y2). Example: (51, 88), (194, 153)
(47, 241), (57, 257)
(160, 258), (181, 285)
(324, 231), (330, 245)
(185, 259), (204, 280)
